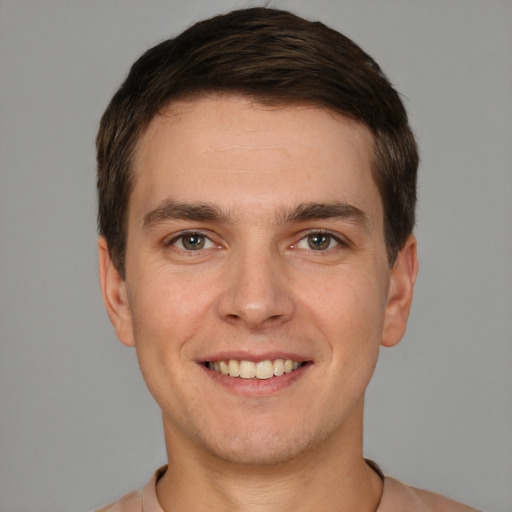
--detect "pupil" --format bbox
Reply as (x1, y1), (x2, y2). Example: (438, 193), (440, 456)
(184, 234), (204, 250)
(309, 234), (329, 250)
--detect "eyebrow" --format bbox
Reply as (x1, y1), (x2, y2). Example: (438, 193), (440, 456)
(142, 200), (230, 229)
(142, 200), (370, 231)
(279, 202), (370, 229)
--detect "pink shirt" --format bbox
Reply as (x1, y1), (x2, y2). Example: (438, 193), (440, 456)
(96, 465), (480, 512)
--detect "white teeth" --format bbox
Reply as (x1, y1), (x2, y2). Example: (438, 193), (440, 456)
(228, 359), (240, 377)
(208, 358), (303, 379)
(239, 360), (256, 378)
(273, 359), (284, 376)
(256, 360), (274, 379)
(219, 361), (229, 375)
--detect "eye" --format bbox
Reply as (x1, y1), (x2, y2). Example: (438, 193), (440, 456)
(169, 232), (215, 251)
(296, 232), (341, 251)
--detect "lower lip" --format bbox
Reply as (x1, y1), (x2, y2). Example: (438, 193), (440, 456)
(201, 363), (310, 396)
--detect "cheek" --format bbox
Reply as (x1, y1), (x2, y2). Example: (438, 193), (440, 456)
(303, 269), (387, 359)
(127, 266), (219, 349)
(125, 270), (217, 409)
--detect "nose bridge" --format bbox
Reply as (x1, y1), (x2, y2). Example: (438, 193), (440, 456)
(217, 240), (294, 329)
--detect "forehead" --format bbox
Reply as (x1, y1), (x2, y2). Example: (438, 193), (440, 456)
(131, 95), (381, 225)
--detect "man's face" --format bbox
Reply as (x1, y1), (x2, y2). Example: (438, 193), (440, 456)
(100, 95), (416, 465)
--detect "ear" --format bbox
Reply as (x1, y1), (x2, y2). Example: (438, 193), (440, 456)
(98, 237), (135, 347)
(381, 234), (419, 348)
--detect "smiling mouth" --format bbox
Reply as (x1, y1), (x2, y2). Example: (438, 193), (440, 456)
(205, 359), (306, 380)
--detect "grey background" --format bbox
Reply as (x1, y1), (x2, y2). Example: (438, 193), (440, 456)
(0, 1), (511, 511)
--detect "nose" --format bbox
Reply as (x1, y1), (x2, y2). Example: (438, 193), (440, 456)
(216, 247), (295, 330)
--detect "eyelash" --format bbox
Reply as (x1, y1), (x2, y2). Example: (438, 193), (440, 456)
(294, 230), (346, 252)
(165, 230), (347, 253)
(166, 231), (216, 252)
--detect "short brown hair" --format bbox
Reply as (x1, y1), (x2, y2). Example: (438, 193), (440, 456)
(97, 7), (418, 277)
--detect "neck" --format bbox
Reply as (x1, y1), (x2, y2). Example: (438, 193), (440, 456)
(156, 410), (383, 512)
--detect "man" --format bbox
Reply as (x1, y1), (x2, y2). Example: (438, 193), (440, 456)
(95, 7), (478, 511)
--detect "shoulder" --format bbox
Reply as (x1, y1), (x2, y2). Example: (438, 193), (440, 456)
(381, 477), (481, 512)
(94, 465), (166, 512)
(95, 489), (143, 512)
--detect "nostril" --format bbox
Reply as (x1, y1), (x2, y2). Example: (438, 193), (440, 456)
(216, 277), (296, 328)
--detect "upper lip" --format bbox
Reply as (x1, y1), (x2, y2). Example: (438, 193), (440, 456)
(199, 351), (311, 363)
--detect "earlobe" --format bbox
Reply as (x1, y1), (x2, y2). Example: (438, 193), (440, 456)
(381, 235), (419, 348)
(98, 237), (135, 347)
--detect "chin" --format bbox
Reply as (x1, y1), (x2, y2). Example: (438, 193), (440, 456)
(201, 421), (330, 467)
(215, 436), (307, 466)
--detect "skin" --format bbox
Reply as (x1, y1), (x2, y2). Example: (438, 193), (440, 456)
(99, 95), (418, 511)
